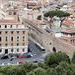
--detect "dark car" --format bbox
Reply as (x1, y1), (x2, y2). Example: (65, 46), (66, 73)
(19, 61), (27, 64)
(10, 56), (17, 61)
(1, 55), (9, 59)
(33, 60), (38, 63)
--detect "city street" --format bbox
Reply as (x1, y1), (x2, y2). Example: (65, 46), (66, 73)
(0, 42), (45, 66)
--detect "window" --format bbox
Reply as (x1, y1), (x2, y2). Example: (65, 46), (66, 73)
(14, 12), (16, 15)
(0, 25), (1, 28)
(9, 12), (12, 15)
(11, 43), (13, 46)
(0, 32), (1, 34)
(17, 36), (19, 41)
(11, 31), (14, 34)
(17, 31), (19, 34)
(6, 37), (8, 41)
(0, 49), (2, 52)
(5, 43), (8, 46)
(17, 36), (19, 39)
(0, 44), (1, 46)
(50, 43), (52, 45)
(5, 31), (8, 34)
(23, 36), (25, 41)
(11, 49), (13, 52)
(17, 49), (19, 52)
(0, 37), (2, 41)
(17, 43), (19, 46)
(23, 31), (25, 34)
(22, 48), (25, 52)
(11, 37), (13, 41)
(5, 25), (7, 28)
(23, 36), (25, 39)
(10, 25), (12, 28)
(23, 43), (25, 46)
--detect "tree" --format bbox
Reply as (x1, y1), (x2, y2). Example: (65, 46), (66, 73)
(45, 51), (70, 67)
(44, 10), (70, 18)
(38, 63), (49, 69)
(14, 67), (26, 75)
(33, 67), (46, 75)
(44, 10), (70, 28)
(44, 10), (56, 28)
(47, 68), (57, 75)
(72, 52), (75, 63)
(55, 61), (75, 75)
(21, 63), (38, 73)
(27, 71), (35, 75)
(55, 62), (68, 75)
(0, 66), (17, 75)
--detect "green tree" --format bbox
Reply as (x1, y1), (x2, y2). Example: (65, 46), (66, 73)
(47, 68), (57, 75)
(44, 10), (70, 18)
(55, 62), (75, 75)
(55, 62), (68, 75)
(38, 63), (49, 69)
(45, 52), (70, 67)
(33, 67), (46, 75)
(44, 10), (70, 28)
(27, 71), (35, 75)
(72, 52), (75, 63)
(20, 63), (38, 73)
(14, 66), (26, 75)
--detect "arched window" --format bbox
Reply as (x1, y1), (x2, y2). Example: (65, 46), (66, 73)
(52, 47), (56, 52)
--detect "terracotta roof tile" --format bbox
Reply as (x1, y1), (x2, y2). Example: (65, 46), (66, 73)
(62, 29), (75, 33)
(63, 20), (74, 26)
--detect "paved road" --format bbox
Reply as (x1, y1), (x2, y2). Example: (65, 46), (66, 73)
(0, 42), (44, 66)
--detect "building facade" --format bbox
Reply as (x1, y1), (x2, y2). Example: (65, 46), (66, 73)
(0, 18), (28, 55)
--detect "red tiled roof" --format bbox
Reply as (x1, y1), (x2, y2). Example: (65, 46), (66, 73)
(70, 14), (75, 18)
(62, 29), (75, 33)
(63, 19), (74, 26)
(70, 2), (75, 7)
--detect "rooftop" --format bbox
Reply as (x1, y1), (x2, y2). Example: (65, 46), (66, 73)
(0, 16), (20, 25)
(63, 19), (74, 26)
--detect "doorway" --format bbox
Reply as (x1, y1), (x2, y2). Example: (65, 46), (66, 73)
(52, 47), (56, 52)
(5, 49), (8, 54)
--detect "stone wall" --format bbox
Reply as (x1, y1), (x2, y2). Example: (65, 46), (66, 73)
(24, 19), (75, 58)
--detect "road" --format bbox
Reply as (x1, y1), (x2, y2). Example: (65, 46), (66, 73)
(0, 42), (45, 66)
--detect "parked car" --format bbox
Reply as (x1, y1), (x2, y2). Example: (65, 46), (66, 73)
(18, 53), (33, 58)
(1, 54), (9, 59)
(10, 56), (17, 61)
(33, 60), (38, 63)
(19, 61), (27, 64)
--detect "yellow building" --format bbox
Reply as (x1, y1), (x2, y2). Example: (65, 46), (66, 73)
(0, 0), (29, 55)
(0, 16), (28, 55)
